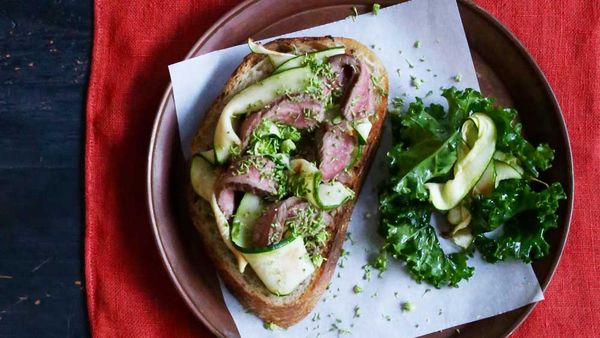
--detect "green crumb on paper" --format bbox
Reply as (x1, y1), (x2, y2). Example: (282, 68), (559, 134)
(401, 302), (413, 312)
(414, 40), (422, 48)
(373, 3), (380, 15)
(353, 284), (363, 294)
(362, 264), (373, 280)
(405, 59), (414, 68)
(454, 74), (462, 82)
(354, 306), (361, 318)
(410, 76), (423, 89)
(329, 323), (351, 335)
(264, 322), (281, 330)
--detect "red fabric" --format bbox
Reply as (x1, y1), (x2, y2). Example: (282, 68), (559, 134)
(85, 1), (599, 337)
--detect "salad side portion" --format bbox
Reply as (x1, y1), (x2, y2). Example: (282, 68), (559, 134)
(376, 88), (566, 287)
(188, 36), (388, 326)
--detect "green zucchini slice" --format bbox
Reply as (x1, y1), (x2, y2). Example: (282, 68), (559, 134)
(213, 66), (315, 164)
(274, 47), (345, 74)
(426, 113), (496, 210)
(247, 39), (296, 67)
(190, 155), (216, 201)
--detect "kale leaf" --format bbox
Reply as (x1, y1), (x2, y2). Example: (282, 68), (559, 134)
(376, 201), (474, 287)
(484, 106), (554, 177)
(384, 133), (459, 201)
(471, 180), (566, 263)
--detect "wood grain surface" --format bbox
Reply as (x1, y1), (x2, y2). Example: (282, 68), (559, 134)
(0, 1), (90, 337)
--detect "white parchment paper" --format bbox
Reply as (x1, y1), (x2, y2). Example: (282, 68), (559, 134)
(169, 1), (543, 337)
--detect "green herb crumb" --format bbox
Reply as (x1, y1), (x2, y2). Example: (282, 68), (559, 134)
(414, 40), (422, 48)
(264, 322), (280, 330)
(373, 3), (380, 15)
(354, 306), (361, 318)
(401, 302), (413, 312)
(353, 285), (363, 294)
(410, 76), (423, 89)
(454, 74), (462, 82)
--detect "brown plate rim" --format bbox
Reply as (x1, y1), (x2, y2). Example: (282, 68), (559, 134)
(147, 1), (574, 337)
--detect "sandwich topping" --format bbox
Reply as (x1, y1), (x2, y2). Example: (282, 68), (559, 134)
(190, 40), (384, 295)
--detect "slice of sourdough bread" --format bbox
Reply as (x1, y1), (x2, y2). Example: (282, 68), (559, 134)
(187, 36), (389, 327)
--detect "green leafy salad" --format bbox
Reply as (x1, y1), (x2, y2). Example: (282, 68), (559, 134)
(374, 88), (566, 287)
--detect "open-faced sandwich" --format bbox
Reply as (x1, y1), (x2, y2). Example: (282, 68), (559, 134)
(188, 36), (388, 327)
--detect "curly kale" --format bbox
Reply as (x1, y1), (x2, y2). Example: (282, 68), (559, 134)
(376, 87), (565, 287)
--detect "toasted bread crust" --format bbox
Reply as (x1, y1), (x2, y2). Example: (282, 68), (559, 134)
(187, 37), (388, 327)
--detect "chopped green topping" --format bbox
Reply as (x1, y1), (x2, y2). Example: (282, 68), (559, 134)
(370, 74), (387, 96)
(410, 76), (423, 89)
(329, 322), (351, 335)
(285, 204), (328, 266)
(264, 321), (280, 330)
(453, 74), (462, 82)
(311, 253), (324, 267)
(229, 143), (241, 156)
(353, 284), (363, 294)
(414, 40), (422, 48)
(345, 232), (356, 245)
(401, 302), (413, 312)
(372, 3), (381, 15)
(362, 264), (373, 281)
(353, 306), (361, 318)
(247, 119), (300, 158)
(281, 139), (296, 153)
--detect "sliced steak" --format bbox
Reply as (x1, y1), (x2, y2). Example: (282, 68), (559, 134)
(319, 122), (356, 181)
(216, 188), (236, 218)
(252, 197), (304, 247)
(240, 95), (325, 149)
(216, 156), (281, 218)
(329, 54), (372, 120)
(239, 112), (263, 149)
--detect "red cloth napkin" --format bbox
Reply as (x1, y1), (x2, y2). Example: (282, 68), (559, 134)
(85, 1), (599, 337)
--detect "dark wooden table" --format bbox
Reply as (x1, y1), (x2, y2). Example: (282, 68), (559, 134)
(0, 1), (90, 337)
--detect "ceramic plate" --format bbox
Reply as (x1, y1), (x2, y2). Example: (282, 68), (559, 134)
(147, 1), (574, 337)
